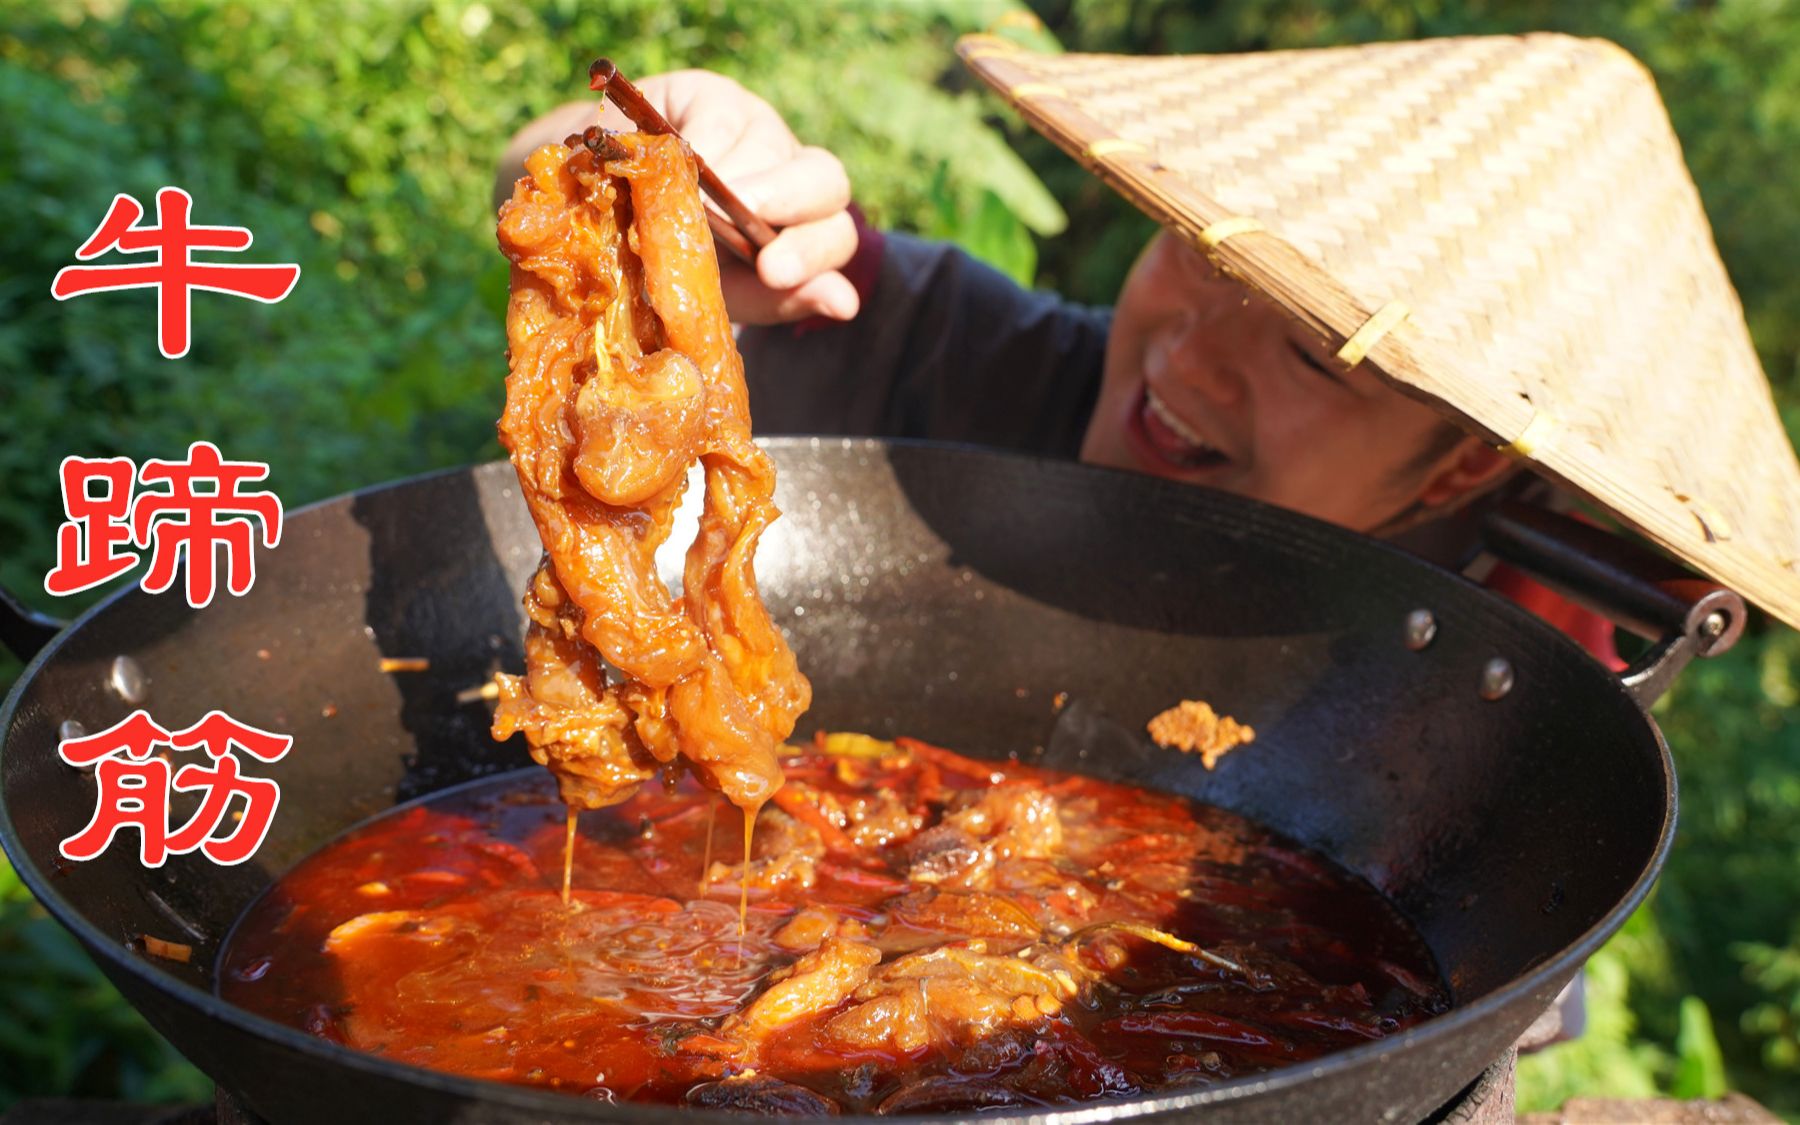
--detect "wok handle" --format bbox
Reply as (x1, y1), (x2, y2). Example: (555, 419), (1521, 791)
(1481, 502), (1746, 707)
(0, 584), (66, 663)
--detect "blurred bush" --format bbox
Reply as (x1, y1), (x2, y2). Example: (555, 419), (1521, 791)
(0, 0), (1795, 1114)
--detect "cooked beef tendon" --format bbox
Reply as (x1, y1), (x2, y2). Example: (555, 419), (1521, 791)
(491, 135), (808, 821)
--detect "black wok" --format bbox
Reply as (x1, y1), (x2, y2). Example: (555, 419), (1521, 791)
(0, 439), (1721, 1122)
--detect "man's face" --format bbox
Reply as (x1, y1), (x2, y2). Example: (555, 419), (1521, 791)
(1083, 232), (1477, 533)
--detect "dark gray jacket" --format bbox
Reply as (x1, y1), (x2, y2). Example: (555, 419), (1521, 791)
(740, 233), (1110, 458)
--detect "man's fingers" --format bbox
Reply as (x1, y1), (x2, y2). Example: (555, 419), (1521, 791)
(597, 95), (751, 174)
(654, 71), (758, 155)
(754, 211), (858, 291)
(720, 265), (860, 326)
(731, 147), (851, 226)
(507, 71), (860, 328)
(595, 97), (634, 136)
(784, 271), (860, 322)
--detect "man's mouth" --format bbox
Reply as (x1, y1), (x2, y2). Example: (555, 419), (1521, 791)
(1127, 386), (1231, 471)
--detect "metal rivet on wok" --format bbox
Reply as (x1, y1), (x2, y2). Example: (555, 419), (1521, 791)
(1479, 658), (1515, 701)
(1701, 610), (1726, 638)
(109, 655), (148, 705)
(58, 721), (93, 775)
(1403, 609), (1438, 651)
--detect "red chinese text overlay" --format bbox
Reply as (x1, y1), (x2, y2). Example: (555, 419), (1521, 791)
(44, 442), (283, 608)
(50, 188), (300, 360)
(58, 711), (293, 868)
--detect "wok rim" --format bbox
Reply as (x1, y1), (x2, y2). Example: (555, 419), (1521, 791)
(0, 443), (1678, 1122)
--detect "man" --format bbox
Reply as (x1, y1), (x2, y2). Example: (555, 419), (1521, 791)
(498, 69), (1610, 659)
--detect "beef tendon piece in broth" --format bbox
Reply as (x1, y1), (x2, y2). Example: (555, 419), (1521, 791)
(490, 133), (810, 822)
(1147, 698), (1255, 769)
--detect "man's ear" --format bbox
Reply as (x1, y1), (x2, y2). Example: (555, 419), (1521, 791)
(1417, 438), (1515, 508)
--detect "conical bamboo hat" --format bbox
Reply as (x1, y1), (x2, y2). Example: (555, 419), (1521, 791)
(959, 32), (1800, 632)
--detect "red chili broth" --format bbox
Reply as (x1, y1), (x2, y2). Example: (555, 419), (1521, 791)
(219, 740), (1447, 1113)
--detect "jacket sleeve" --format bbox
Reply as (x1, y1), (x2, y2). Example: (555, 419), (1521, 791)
(740, 232), (1111, 460)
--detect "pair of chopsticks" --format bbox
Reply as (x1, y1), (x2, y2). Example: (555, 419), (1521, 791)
(571, 58), (776, 265)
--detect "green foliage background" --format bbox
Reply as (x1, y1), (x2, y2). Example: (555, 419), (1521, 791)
(0, 0), (1794, 1113)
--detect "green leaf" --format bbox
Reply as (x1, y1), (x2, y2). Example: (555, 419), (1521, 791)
(1673, 994), (1729, 1101)
(958, 189), (1039, 287)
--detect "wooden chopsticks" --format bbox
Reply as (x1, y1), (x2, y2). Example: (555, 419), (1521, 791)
(575, 57), (777, 264)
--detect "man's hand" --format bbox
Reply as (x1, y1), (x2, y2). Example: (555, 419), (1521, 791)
(496, 71), (860, 325)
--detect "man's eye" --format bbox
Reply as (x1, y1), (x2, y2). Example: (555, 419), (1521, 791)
(1288, 341), (1344, 385)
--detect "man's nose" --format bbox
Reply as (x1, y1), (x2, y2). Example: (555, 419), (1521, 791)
(1167, 316), (1247, 408)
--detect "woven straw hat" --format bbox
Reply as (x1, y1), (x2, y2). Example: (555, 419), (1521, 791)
(958, 32), (1800, 632)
